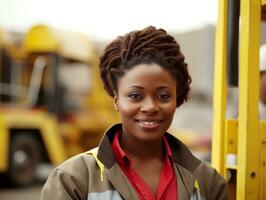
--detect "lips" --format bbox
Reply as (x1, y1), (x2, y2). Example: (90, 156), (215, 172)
(135, 118), (163, 129)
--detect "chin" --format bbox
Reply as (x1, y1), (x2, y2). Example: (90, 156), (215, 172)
(135, 129), (165, 142)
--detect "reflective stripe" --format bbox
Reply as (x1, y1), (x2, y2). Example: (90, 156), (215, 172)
(194, 179), (200, 190)
(190, 189), (206, 200)
(87, 190), (122, 200)
(190, 179), (206, 200)
(86, 147), (104, 182)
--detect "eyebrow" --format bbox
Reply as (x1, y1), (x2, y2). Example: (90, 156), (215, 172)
(126, 85), (173, 90)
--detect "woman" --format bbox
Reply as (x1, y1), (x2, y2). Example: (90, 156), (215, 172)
(41, 26), (227, 200)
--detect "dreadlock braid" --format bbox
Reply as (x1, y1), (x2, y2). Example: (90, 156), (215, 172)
(99, 26), (191, 107)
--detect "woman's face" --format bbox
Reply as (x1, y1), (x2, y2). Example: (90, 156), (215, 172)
(115, 63), (177, 142)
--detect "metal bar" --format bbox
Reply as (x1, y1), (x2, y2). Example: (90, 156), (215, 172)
(27, 56), (46, 105)
(211, 0), (228, 174)
(260, 120), (266, 199)
(237, 0), (261, 198)
(0, 114), (9, 171)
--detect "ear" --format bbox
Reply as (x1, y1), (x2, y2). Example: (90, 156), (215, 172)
(114, 95), (119, 111)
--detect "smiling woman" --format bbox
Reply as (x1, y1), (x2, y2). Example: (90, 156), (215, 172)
(40, 26), (227, 200)
(115, 63), (177, 143)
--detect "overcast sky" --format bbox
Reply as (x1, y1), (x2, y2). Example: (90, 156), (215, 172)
(0, 0), (218, 41)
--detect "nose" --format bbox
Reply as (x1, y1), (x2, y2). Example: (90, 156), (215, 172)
(140, 98), (159, 114)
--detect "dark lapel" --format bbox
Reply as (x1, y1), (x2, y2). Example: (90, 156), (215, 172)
(165, 133), (201, 171)
(105, 165), (139, 200)
(97, 124), (138, 199)
(165, 132), (201, 199)
(174, 164), (196, 199)
(97, 124), (121, 168)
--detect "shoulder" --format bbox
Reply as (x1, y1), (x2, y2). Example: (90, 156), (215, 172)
(40, 152), (96, 200)
(54, 151), (95, 175)
(194, 161), (227, 200)
(46, 151), (97, 186)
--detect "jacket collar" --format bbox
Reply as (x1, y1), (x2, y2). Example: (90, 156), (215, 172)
(97, 123), (201, 171)
(174, 164), (197, 199)
(97, 123), (200, 198)
(97, 124), (120, 168)
(164, 133), (201, 171)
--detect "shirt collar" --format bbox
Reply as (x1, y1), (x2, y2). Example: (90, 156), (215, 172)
(112, 131), (130, 165)
(112, 131), (174, 165)
(162, 135), (174, 163)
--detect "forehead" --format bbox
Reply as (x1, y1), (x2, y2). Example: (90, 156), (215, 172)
(118, 63), (176, 88)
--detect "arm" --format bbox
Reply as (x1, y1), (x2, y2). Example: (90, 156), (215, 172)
(209, 172), (228, 200)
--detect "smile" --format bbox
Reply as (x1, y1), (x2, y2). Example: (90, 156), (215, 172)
(135, 119), (163, 129)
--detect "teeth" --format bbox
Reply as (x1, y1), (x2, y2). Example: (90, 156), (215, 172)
(140, 121), (158, 125)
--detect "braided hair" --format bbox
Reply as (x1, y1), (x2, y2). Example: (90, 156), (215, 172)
(99, 26), (191, 107)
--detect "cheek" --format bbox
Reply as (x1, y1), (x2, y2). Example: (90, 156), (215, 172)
(161, 103), (176, 118)
(118, 99), (140, 117)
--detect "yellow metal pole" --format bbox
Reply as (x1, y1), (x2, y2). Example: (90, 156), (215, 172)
(0, 112), (9, 171)
(211, 0), (228, 175)
(41, 114), (67, 164)
(260, 121), (266, 200)
(237, 0), (261, 199)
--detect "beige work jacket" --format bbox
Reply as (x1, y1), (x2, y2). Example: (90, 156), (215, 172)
(41, 124), (228, 200)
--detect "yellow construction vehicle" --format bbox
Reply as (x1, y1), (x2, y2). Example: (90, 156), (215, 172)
(0, 25), (119, 186)
(212, 0), (266, 199)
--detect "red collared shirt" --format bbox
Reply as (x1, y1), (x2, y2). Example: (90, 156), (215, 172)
(112, 132), (178, 200)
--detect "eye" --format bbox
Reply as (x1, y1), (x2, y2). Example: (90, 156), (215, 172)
(157, 93), (171, 102)
(128, 93), (143, 101)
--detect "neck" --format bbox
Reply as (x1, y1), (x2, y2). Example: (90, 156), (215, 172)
(120, 131), (164, 161)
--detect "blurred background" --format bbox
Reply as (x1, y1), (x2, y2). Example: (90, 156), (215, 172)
(0, 0), (258, 199)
